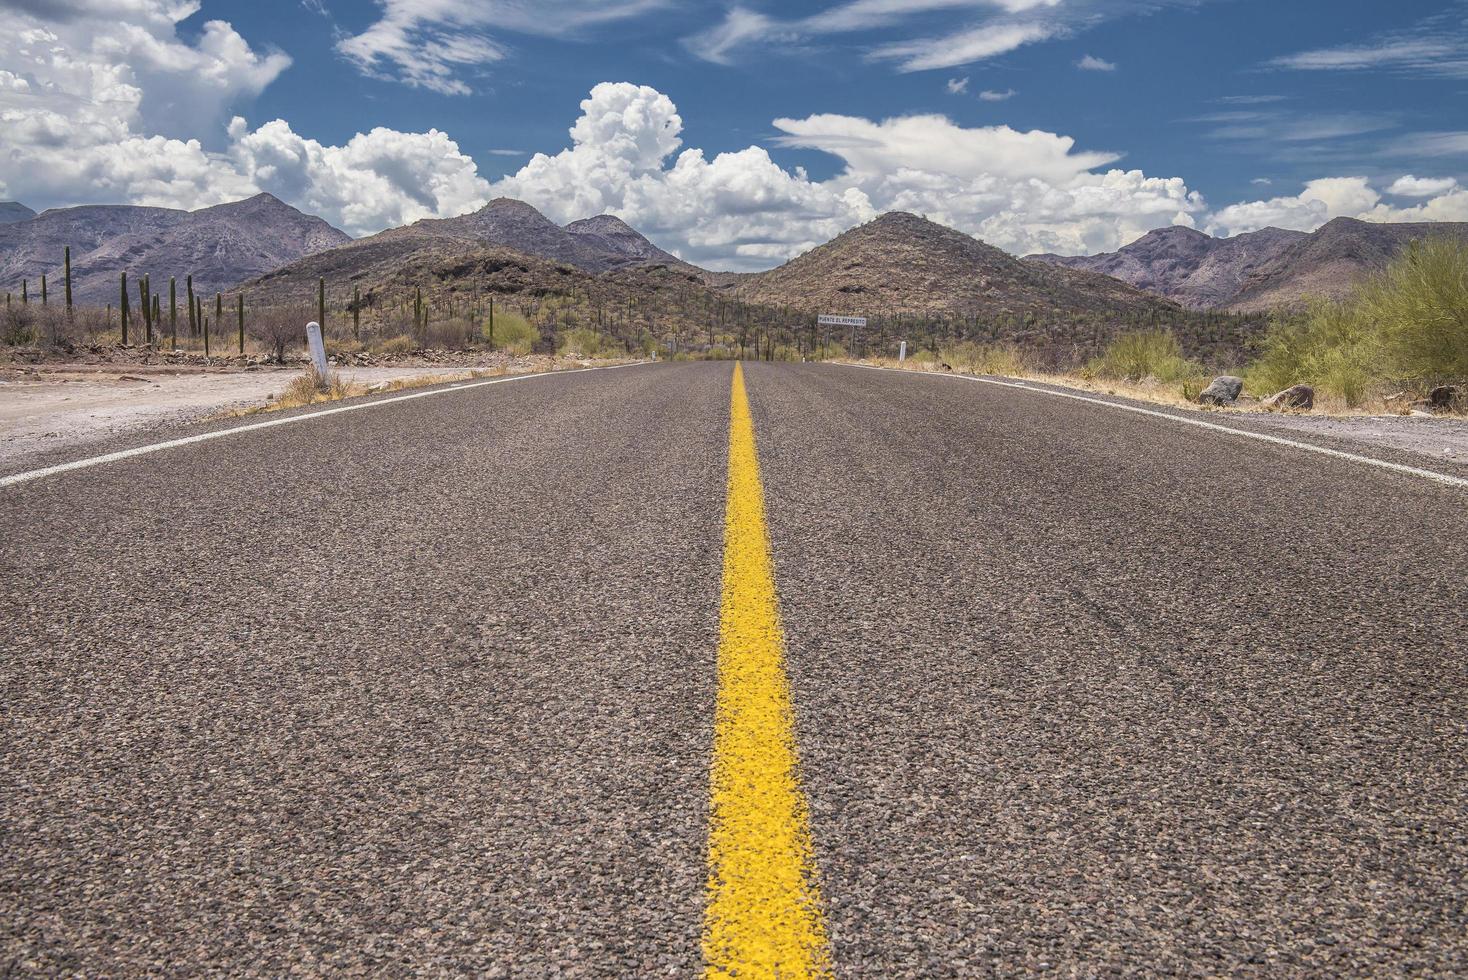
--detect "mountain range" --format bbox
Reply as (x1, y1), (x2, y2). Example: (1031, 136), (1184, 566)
(727, 211), (1176, 318)
(6, 188), (1467, 336)
(0, 194), (349, 305)
(1028, 218), (1468, 312)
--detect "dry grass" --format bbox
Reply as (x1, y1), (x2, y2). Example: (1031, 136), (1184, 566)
(220, 356), (617, 419)
(841, 356), (1461, 419)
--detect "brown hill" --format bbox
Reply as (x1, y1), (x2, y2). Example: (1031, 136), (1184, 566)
(1027, 225), (1306, 310)
(373, 198), (681, 274)
(728, 212), (1180, 319)
(1226, 217), (1468, 312)
(0, 193), (349, 304)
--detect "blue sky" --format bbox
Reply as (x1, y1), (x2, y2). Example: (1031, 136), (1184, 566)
(2, 0), (1465, 268)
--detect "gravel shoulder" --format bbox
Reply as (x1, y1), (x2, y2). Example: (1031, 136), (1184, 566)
(0, 357), (611, 472)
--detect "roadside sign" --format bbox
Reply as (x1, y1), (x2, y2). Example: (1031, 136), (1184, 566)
(817, 314), (867, 328)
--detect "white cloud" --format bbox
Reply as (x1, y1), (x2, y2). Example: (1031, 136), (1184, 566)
(873, 21), (1055, 71)
(0, 1), (490, 233)
(1267, 9), (1468, 80)
(686, 0), (1068, 69)
(337, 0), (665, 94)
(1206, 175), (1468, 237)
(492, 82), (1207, 265)
(946, 76), (969, 94)
(979, 87), (1017, 101)
(228, 118), (491, 234)
(1250, 177), (1272, 186)
(1207, 177), (1379, 236)
(1076, 54), (1116, 71)
(1388, 175), (1459, 198)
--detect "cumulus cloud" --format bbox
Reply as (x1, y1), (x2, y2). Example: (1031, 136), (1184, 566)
(1206, 177), (1379, 236)
(0, 1), (491, 233)
(946, 76), (969, 94)
(490, 82), (1207, 265)
(1207, 175), (1468, 237)
(1387, 175), (1459, 198)
(979, 87), (1017, 101)
(1076, 54), (1116, 71)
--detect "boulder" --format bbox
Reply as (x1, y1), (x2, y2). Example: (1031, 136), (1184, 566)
(1198, 375), (1244, 406)
(1262, 384), (1314, 411)
(1429, 385), (1461, 410)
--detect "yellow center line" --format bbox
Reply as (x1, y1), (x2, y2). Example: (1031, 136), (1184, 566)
(704, 362), (833, 979)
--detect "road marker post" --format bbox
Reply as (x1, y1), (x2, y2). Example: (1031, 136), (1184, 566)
(306, 321), (329, 385)
(898, 340), (907, 363)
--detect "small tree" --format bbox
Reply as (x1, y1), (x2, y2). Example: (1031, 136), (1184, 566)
(251, 309), (304, 364)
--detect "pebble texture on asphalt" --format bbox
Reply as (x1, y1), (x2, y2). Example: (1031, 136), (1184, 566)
(3, 361), (1466, 975)
(3, 363), (727, 975)
(744, 363), (1467, 976)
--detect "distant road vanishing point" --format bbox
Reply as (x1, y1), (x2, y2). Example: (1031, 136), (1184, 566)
(4, 362), (1466, 975)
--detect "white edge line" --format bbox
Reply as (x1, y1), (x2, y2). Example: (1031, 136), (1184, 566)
(0, 361), (648, 490)
(847, 363), (1468, 491)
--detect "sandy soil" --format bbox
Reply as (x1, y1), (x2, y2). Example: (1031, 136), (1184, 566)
(0, 365), (479, 468)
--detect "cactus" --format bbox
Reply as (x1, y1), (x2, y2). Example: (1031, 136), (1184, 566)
(64, 246), (73, 312)
(41, 274), (47, 306)
(237, 293), (245, 355)
(169, 276), (178, 348)
(186, 274), (196, 337)
(120, 272), (130, 344)
(318, 276), (325, 330)
(353, 285), (360, 340)
(21, 280), (26, 305)
(140, 276), (151, 343)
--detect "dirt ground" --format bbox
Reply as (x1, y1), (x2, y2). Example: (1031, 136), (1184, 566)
(0, 361), (537, 468)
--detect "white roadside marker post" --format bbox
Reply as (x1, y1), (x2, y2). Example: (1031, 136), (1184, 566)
(898, 340), (907, 363)
(306, 320), (329, 386)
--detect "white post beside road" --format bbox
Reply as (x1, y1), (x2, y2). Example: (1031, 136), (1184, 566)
(898, 341), (907, 363)
(306, 321), (329, 381)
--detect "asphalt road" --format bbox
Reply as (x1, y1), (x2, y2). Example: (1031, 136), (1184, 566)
(4, 361), (1466, 975)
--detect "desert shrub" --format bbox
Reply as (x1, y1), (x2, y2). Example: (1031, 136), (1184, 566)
(1247, 300), (1379, 406)
(1, 304), (35, 346)
(1088, 329), (1201, 383)
(276, 366), (356, 409)
(484, 310), (538, 355)
(250, 308), (307, 364)
(939, 341), (1031, 376)
(421, 317), (475, 350)
(1357, 236), (1468, 383)
(326, 336), (364, 357)
(558, 327), (603, 357)
(374, 334), (418, 356)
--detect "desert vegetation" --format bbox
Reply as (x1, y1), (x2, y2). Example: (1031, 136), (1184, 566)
(1245, 237), (1468, 407)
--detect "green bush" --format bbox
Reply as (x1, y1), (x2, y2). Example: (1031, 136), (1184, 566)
(558, 326), (603, 357)
(484, 310), (538, 355)
(1247, 300), (1380, 407)
(1088, 330), (1201, 383)
(1358, 236), (1468, 383)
